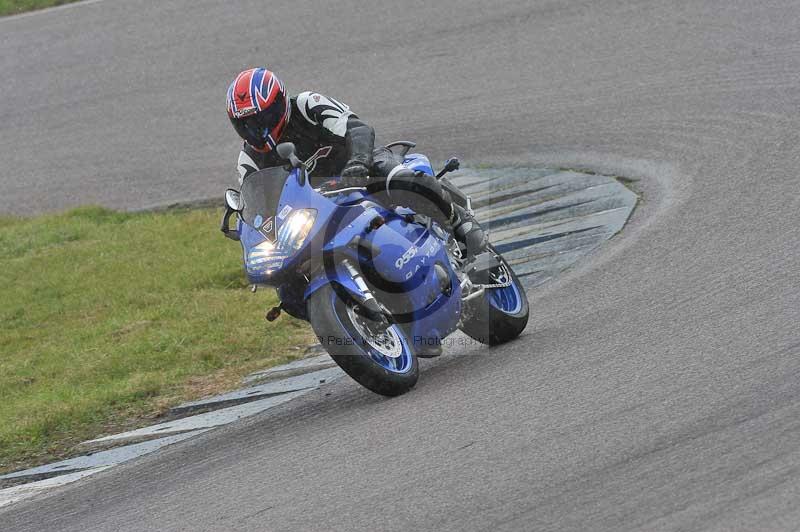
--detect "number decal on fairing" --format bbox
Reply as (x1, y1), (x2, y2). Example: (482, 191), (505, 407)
(395, 246), (418, 270)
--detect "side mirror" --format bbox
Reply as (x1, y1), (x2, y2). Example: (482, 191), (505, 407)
(225, 188), (242, 211)
(277, 142), (304, 169)
(221, 189), (241, 241)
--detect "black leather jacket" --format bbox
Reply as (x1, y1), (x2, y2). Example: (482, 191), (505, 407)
(236, 91), (374, 183)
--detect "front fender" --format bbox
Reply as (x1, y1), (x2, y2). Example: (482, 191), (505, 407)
(304, 262), (368, 303)
(304, 260), (391, 322)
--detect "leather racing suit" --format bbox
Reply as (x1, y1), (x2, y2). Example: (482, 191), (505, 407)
(235, 91), (484, 253)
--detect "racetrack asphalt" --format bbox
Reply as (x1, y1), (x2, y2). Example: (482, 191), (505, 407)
(2, 0), (800, 530)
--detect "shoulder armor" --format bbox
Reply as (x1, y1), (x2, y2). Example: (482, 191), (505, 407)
(296, 91), (353, 137)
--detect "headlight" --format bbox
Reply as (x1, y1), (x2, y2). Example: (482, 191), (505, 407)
(247, 240), (285, 274)
(276, 209), (316, 253)
(246, 209), (316, 276)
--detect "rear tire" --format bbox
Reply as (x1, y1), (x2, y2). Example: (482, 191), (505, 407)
(308, 284), (418, 396)
(459, 246), (529, 346)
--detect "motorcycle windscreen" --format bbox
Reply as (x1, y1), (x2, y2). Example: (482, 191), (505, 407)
(239, 167), (291, 239)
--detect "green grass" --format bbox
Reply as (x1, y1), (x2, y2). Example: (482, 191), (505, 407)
(0, 0), (77, 16)
(0, 206), (313, 473)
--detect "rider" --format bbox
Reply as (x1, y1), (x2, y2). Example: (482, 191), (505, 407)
(226, 67), (487, 254)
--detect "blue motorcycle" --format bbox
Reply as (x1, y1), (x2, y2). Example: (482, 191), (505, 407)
(221, 142), (528, 396)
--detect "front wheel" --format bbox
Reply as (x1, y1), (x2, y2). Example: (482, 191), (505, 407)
(459, 246), (529, 345)
(308, 284), (418, 396)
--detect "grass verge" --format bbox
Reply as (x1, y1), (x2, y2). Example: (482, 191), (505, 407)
(0, 206), (314, 474)
(0, 0), (79, 16)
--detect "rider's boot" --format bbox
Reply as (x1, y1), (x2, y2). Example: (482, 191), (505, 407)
(449, 204), (488, 257)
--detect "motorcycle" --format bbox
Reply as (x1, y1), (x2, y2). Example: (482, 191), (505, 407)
(221, 141), (529, 396)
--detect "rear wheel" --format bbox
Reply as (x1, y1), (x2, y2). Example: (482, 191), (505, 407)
(459, 246), (529, 345)
(308, 284), (418, 396)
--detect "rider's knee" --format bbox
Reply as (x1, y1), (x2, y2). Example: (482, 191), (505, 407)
(370, 147), (404, 178)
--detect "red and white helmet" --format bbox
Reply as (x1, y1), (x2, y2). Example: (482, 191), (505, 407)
(226, 68), (291, 152)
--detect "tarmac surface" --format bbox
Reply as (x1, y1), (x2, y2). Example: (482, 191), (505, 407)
(2, 0), (800, 530)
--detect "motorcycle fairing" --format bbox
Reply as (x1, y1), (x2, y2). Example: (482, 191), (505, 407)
(239, 164), (462, 345)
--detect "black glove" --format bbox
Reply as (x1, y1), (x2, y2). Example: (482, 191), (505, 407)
(340, 160), (370, 187)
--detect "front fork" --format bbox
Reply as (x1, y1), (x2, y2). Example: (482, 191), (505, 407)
(340, 259), (391, 324)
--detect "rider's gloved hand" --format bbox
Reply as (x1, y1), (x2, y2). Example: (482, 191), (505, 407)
(340, 160), (370, 187)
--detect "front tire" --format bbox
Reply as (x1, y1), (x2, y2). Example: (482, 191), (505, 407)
(308, 284), (418, 396)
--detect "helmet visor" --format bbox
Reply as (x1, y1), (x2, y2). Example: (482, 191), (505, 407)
(231, 91), (287, 150)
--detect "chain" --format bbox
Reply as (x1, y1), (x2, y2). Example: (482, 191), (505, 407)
(466, 264), (514, 291)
